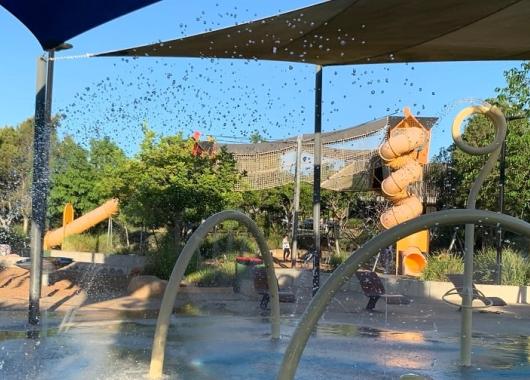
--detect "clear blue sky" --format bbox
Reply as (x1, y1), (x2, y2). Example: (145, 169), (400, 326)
(0, 0), (523, 157)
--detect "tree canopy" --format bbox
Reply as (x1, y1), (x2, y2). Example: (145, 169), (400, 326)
(48, 135), (126, 223)
(113, 127), (242, 246)
(434, 62), (530, 221)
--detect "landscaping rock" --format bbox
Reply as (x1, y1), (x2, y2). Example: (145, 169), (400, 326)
(128, 275), (167, 299)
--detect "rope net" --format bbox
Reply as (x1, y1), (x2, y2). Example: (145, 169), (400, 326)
(221, 116), (437, 192)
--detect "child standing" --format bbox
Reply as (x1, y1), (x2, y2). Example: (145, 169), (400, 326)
(282, 235), (291, 261)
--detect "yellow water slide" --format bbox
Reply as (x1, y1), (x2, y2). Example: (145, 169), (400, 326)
(378, 108), (430, 276)
(43, 199), (119, 250)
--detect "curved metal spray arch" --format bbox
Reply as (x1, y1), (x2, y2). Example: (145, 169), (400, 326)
(149, 210), (280, 379)
(277, 105), (524, 379)
(451, 105), (506, 365)
(277, 209), (530, 379)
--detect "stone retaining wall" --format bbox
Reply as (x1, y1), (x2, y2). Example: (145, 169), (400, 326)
(49, 250), (146, 275)
(275, 269), (530, 305)
(381, 276), (530, 304)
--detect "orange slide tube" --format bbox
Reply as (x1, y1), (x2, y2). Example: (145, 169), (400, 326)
(379, 127), (426, 163)
(380, 195), (423, 229)
(378, 108), (429, 275)
(381, 161), (423, 200)
(43, 199), (119, 249)
(401, 246), (427, 275)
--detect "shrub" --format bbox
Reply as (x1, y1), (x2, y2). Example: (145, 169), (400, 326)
(267, 230), (283, 250)
(474, 247), (529, 286)
(200, 233), (257, 258)
(329, 251), (349, 270)
(62, 234), (98, 252)
(0, 227), (29, 256)
(62, 233), (120, 253)
(145, 231), (246, 282)
(344, 218), (364, 229)
(144, 242), (182, 280)
(420, 248), (530, 286)
(421, 251), (464, 282)
(185, 258), (235, 287)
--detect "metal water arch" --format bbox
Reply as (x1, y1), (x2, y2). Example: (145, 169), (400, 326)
(149, 210), (280, 379)
(277, 105), (530, 379)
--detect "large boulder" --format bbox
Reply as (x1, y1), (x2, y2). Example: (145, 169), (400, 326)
(128, 275), (167, 299)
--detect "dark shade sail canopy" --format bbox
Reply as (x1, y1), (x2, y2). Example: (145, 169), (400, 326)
(97, 0), (530, 65)
(0, 0), (159, 50)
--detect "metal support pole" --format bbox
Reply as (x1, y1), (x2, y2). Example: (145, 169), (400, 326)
(44, 51), (55, 125)
(312, 65), (323, 296)
(291, 135), (303, 267)
(460, 223), (474, 365)
(28, 52), (54, 337)
(496, 138), (506, 285)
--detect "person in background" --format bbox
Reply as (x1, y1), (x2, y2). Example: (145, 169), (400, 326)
(282, 235), (291, 262)
(382, 245), (393, 274)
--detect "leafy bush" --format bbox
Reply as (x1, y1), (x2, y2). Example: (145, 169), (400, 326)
(474, 247), (529, 286)
(144, 242), (182, 280)
(421, 251), (464, 282)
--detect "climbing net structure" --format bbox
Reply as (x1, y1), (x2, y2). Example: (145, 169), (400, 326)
(221, 116), (437, 192)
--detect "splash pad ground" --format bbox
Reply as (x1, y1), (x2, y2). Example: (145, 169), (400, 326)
(1, 267), (530, 380)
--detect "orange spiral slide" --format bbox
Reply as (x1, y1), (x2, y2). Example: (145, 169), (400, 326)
(378, 108), (430, 275)
(43, 199), (119, 250)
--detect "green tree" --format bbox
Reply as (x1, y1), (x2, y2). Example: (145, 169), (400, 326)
(434, 62), (530, 221)
(238, 183), (312, 237)
(249, 130), (267, 143)
(114, 128), (242, 247)
(0, 119), (36, 233)
(89, 137), (127, 201)
(47, 135), (127, 226)
(48, 136), (98, 222)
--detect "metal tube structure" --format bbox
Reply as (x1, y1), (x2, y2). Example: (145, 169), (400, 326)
(149, 210), (280, 379)
(276, 208), (530, 380)
(28, 55), (51, 337)
(312, 65), (323, 296)
(291, 135), (303, 266)
(496, 138), (506, 285)
(451, 105), (506, 366)
(44, 51), (55, 125)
